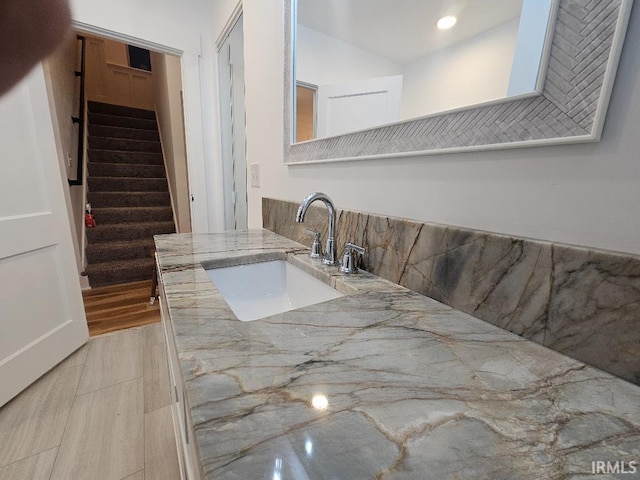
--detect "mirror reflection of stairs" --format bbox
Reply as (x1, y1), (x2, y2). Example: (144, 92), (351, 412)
(85, 101), (175, 287)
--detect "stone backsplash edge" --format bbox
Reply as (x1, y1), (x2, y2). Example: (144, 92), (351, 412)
(262, 197), (640, 385)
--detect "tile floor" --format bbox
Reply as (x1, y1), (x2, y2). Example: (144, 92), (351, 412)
(0, 323), (180, 480)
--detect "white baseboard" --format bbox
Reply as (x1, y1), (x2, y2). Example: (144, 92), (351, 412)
(79, 275), (91, 290)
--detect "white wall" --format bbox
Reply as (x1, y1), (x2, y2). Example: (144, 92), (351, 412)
(297, 20), (518, 122)
(508, 0), (554, 96)
(296, 25), (403, 87)
(401, 19), (519, 119)
(70, 0), (217, 232)
(150, 52), (192, 233)
(243, 0), (640, 257)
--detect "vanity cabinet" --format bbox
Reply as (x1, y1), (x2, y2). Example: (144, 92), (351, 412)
(157, 265), (202, 480)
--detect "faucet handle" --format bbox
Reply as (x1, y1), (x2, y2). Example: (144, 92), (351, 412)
(345, 242), (365, 255)
(339, 242), (365, 274)
(305, 229), (322, 259)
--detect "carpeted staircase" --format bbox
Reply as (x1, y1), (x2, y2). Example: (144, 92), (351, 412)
(85, 101), (175, 287)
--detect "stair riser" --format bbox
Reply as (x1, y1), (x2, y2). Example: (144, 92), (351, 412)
(89, 137), (162, 153)
(87, 192), (171, 208)
(88, 163), (166, 178)
(87, 267), (153, 288)
(88, 112), (157, 130)
(88, 125), (159, 142)
(93, 208), (174, 224)
(89, 177), (168, 193)
(86, 224), (175, 243)
(86, 243), (154, 263)
(88, 101), (156, 120)
(88, 150), (164, 165)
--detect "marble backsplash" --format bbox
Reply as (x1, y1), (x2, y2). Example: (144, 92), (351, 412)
(263, 197), (640, 385)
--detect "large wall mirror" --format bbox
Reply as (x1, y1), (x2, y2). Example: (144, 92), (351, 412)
(284, 0), (634, 164)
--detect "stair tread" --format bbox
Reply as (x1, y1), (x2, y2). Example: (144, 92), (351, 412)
(89, 136), (160, 144)
(88, 110), (155, 117)
(91, 206), (173, 225)
(89, 148), (161, 154)
(86, 257), (155, 271)
(88, 137), (162, 153)
(88, 163), (165, 169)
(88, 125), (159, 141)
(89, 176), (167, 180)
(88, 161), (164, 165)
(87, 115), (156, 130)
(85, 259), (155, 288)
(86, 238), (155, 248)
(89, 191), (170, 195)
(89, 125), (158, 134)
(86, 190), (171, 194)
(87, 191), (171, 207)
(87, 147), (164, 165)
(88, 221), (175, 230)
(87, 164), (166, 179)
(86, 225), (175, 244)
(88, 101), (156, 119)
(89, 148), (162, 156)
(93, 206), (172, 211)
(85, 238), (157, 264)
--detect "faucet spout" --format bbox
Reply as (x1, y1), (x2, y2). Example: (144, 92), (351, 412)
(296, 192), (337, 266)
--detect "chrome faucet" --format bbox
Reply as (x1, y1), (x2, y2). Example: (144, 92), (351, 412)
(296, 192), (338, 266)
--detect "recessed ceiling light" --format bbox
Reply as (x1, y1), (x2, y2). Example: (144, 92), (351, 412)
(437, 15), (457, 30)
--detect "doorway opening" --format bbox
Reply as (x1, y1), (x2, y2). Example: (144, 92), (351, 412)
(296, 81), (317, 142)
(45, 27), (194, 340)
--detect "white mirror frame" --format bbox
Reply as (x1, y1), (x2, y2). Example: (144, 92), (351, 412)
(284, 0), (633, 164)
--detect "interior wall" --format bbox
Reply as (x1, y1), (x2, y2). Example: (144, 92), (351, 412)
(401, 19), (519, 119)
(151, 51), (192, 233)
(70, 0), (218, 232)
(43, 35), (84, 273)
(84, 35), (154, 111)
(296, 24), (403, 87)
(297, 19), (518, 121)
(103, 38), (129, 67)
(243, 0), (640, 257)
(508, 0), (553, 96)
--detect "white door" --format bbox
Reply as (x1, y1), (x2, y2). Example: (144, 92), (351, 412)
(0, 66), (89, 407)
(316, 75), (403, 138)
(218, 15), (247, 231)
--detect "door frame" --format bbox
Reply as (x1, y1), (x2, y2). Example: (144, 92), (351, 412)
(72, 20), (213, 233)
(215, 3), (248, 231)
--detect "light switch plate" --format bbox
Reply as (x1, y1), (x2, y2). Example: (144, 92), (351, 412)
(250, 163), (260, 188)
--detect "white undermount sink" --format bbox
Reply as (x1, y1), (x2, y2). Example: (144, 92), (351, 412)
(204, 259), (344, 321)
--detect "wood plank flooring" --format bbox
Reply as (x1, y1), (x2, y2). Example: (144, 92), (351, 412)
(83, 280), (160, 336)
(0, 324), (180, 480)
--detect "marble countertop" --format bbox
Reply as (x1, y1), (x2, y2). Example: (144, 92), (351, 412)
(155, 230), (640, 479)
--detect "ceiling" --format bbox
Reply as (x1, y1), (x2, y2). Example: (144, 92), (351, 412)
(297, 0), (524, 65)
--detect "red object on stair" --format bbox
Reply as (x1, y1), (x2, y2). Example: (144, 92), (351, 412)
(85, 203), (96, 228)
